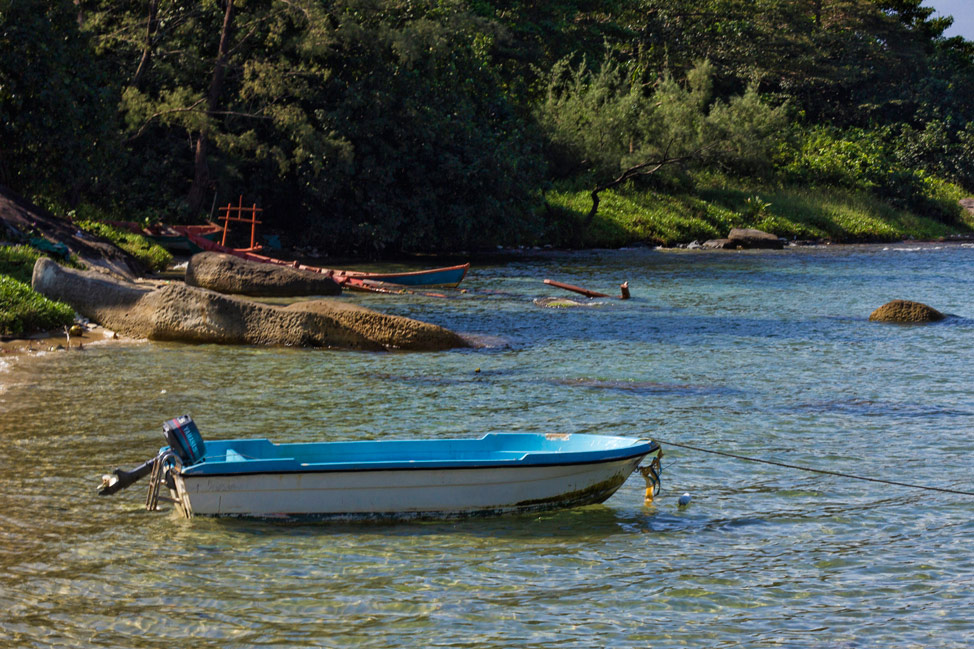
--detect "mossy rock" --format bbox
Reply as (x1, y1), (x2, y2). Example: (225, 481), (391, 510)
(869, 300), (944, 323)
(534, 297), (595, 308)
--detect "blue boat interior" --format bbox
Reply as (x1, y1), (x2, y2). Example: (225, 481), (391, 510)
(176, 433), (655, 475)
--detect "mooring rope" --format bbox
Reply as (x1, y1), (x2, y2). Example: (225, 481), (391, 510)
(651, 437), (974, 497)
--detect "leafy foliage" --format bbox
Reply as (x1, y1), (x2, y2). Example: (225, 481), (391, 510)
(0, 275), (75, 337)
(0, 245), (48, 285)
(0, 0), (117, 202)
(782, 126), (963, 223)
(74, 219), (173, 271)
(2, 0), (972, 253)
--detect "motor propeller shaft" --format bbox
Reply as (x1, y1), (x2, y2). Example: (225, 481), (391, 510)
(98, 455), (158, 496)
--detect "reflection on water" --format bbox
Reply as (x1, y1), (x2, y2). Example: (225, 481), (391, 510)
(1, 244), (973, 648)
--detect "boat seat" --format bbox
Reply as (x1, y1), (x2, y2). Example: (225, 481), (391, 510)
(224, 448), (246, 462)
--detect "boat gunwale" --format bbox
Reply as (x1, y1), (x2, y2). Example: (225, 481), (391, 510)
(343, 262), (470, 284)
(178, 446), (656, 478)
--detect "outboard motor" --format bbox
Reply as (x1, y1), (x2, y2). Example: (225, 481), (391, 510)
(99, 415), (206, 496)
(163, 415), (206, 466)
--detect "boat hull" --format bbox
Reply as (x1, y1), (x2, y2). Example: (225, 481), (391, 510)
(172, 455), (647, 520)
(346, 264), (468, 287)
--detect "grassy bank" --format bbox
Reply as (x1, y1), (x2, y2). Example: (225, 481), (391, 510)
(1, 216), (170, 338)
(545, 181), (974, 248)
(74, 219), (173, 272)
(0, 275), (75, 337)
(0, 245), (76, 338)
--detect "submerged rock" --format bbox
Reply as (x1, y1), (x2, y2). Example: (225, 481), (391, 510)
(185, 251), (342, 297)
(533, 297), (595, 308)
(868, 300), (945, 323)
(32, 258), (468, 351)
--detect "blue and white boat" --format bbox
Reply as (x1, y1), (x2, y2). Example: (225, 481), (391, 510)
(99, 416), (663, 520)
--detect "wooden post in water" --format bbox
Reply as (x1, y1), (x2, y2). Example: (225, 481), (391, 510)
(543, 279), (632, 299)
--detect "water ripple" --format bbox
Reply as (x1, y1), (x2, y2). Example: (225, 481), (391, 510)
(2, 244), (973, 648)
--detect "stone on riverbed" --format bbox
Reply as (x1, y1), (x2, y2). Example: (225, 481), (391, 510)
(868, 300), (945, 323)
(533, 297), (598, 308)
(31, 258), (468, 351)
(185, 251), (342, 297)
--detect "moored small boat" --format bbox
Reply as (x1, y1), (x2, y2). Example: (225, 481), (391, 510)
(99, 416), (663, 521)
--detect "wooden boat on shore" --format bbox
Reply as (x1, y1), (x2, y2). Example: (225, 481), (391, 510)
(99, 416), (663, 520)
(174, 226), (470, 290)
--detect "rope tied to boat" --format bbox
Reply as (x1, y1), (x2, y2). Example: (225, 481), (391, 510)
(650, 437), (974, 497)
(637, 444), (663, 502)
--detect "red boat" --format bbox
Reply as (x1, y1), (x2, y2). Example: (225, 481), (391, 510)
(173, 227), (469, 292)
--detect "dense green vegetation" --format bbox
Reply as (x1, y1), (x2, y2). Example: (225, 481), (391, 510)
(0, 275), (75, 337)
(74, 219), (173, 272)
(0, 245), (49, 285)
(2, 0), (973, 255)
(0, 245), (79, 337)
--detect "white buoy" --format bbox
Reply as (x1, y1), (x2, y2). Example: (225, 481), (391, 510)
(678, 492), (692, 507)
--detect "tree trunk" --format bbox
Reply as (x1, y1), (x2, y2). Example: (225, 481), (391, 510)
(132, 0), (160, 88)
(585, 189), (601, 229)
(583, 148), (694, 230)
(187, 0), (235, 214)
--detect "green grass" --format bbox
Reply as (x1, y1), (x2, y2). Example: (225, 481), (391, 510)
(544, 179), (974, 247)
(0, 275), (75, 337)
(699, 184), (971, 242)
(0, 245), (51, 284)
(75, 220), (173, 271)
(0, 245), (82, 337)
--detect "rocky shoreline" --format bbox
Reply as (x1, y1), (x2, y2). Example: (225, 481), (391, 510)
(30, 258), (469, 352)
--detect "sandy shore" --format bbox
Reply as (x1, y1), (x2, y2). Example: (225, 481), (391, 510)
(0, 321), (141, 358)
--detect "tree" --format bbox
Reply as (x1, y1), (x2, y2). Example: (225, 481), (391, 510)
(186, 0), (236, 213)
(300, 1), (548, 253)
(0, 0), (116, 202)
(538, 58), (788, 229)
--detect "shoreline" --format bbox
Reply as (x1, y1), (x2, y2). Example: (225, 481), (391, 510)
(0, 321), (142, 361)
(3, 238), (971, 363)
(474, 234), (974, 260)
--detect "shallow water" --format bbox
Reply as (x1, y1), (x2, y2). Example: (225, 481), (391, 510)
(2, 243), (972, 648)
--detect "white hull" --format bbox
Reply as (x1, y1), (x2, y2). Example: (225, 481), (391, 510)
(172, 456), (644, 519)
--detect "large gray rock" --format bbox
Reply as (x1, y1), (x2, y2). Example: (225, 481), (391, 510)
(1, 183), (143, 278)
(701, 228), (784, 250)
(869, 300), (945, 323)
(32, 258), (468, 351)
(727, 228), (784, 249)
(185, 251), (342, 297)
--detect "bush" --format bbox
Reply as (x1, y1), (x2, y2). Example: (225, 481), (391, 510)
(0, 275), (75, 337)
(74, 219), (173, 271)
(782, 126), (964, 224)
(0, 245), (49, 284)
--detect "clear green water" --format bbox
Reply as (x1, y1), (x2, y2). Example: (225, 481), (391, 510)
(2, 243), (972, 648)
